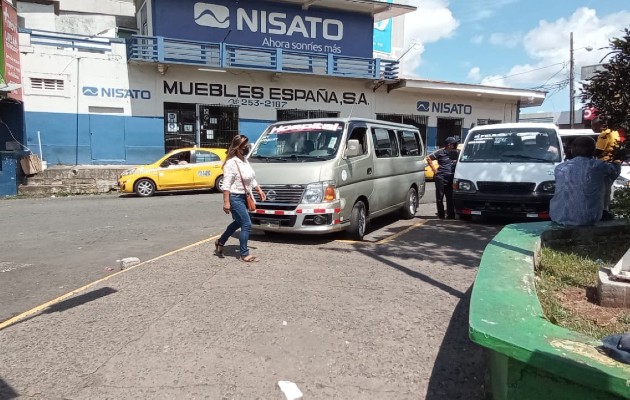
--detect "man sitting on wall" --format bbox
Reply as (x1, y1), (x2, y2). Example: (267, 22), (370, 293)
(550, 136), (617, 226)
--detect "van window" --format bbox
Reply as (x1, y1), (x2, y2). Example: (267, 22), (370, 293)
(461, 128), (561, 163)
(347, 127), (368, 156)
(372, 128), (400, 158)
(398, 130), (421, 156)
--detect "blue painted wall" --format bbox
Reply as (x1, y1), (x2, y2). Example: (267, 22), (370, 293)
(25, 112), (164, 165)
(24, 112), (277, 165)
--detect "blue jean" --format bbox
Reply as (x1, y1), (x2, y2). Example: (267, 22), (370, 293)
(218, 194), (252, 257)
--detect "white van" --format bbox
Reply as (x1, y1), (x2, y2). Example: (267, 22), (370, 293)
(453, 122), (564, 219)
(248, 118), (426, 240)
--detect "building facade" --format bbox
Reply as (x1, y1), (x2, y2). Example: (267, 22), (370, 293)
(14, 0), (546, 165)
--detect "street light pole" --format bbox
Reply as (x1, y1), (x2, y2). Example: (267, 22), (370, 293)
(569, 32), (575, 128)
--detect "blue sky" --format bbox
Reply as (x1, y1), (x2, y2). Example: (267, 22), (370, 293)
(395, 0), (630, 114)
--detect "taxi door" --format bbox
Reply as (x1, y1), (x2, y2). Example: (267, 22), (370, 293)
(158, 150), (195, 188)
(192, 149), (224, 188)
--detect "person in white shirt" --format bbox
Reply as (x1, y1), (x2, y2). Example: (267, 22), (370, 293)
(215, 135), (266, 262)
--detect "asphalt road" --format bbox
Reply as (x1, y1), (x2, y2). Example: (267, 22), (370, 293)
(1, 187), (437, 323)
(0, 187), (507, 399)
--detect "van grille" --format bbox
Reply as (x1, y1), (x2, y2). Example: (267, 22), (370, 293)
(254, 185), (305, 207)
(477, 182), (536, 194)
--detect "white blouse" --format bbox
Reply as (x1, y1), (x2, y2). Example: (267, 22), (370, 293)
(221, 157), (259, 194)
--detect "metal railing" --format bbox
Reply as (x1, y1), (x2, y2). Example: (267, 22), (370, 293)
(127, 35), (399, 81)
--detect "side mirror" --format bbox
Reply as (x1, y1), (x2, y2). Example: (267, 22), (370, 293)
(160, 160), (170, 168)
(345, 139), (361, 158)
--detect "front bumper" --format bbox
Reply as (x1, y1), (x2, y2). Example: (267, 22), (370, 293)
(454, 191), (553, 218)
(249, 202), (347, 234)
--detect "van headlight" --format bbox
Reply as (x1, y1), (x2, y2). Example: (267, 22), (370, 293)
(302, 181), (337, 204)
(455, 179), (476, 192)
(539, 181), (555, 193)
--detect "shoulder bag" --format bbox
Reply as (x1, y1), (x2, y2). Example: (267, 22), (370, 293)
(235, 161), (257, 211)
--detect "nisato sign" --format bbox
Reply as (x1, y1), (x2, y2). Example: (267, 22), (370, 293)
(152, 0), (373, 57)
(417, 100), (473, 115)
(82, 86), (151, 100)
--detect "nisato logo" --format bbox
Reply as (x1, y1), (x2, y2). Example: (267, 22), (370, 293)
(194, 3), (230, 28)
(416, 101), (430, 112)
(83, 87), (99, 96)
(193, 2), (344, 41)
(82, 86), (151, 100)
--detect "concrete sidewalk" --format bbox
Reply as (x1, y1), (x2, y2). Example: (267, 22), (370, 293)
(0, 207), (498, 399)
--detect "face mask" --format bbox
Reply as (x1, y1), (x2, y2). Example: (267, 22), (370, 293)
(241, 145), (250, 156)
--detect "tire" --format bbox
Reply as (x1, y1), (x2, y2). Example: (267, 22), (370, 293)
(134, 178), (156, 197)
(348, 201), (367, 241)
(456, 213), (472, 221)
(214, 175), (224, 193)
(400, 187), (418, 219)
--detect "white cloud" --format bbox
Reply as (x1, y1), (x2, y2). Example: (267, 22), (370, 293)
(478, 7), (630, 91)
(399, 0), (459, 77)
(468, 67), (482, 81)
(488, 32), (522, 48)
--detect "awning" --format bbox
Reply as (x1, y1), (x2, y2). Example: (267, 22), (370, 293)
(0, 83), (22, 93)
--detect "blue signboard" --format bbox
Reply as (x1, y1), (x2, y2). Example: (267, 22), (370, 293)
(152, 0), (374, 58)
(373, 0), (393, 54)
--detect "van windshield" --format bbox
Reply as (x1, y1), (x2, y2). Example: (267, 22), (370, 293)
(250, 121), (344, 162)
(460, 127), (561, 163)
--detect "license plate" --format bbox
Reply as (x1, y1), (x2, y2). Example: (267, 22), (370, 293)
(471, 211), (482, 215)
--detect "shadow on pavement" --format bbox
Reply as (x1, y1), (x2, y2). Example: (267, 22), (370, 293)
(4, 287), (117, 330)
(425, 287), (488, 400)
(0, 378), (18, 399)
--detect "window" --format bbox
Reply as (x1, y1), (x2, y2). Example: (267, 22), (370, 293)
(347, 127), (367, 156)
(372, 128), (399, 158)
(194, 150), (221, 163)
(398, 130), (421, 156)
(30, 78), (64, 91)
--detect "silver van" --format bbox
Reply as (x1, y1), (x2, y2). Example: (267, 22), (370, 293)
(248, 118), (426, 240)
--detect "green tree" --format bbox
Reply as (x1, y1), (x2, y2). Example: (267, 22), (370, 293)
(581, 27), (630, 132)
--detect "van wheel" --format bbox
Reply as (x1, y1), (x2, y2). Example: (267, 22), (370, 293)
(348, 201), (367, 241)
(134, 178), (156, 197)
(400, 187), (418, 219)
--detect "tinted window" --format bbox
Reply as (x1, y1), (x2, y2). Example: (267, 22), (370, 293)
(398, 130), (421, 156)
(372, 128), (399, 158)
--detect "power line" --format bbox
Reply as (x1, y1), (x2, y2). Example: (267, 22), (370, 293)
(479, 62), (566, 84)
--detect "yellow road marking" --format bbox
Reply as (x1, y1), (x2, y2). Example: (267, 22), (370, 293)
(337, 219), (428, 245)
(0, 235), (220, 332)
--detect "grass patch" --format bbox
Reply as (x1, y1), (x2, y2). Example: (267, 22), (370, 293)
(537, 235), (630, 339)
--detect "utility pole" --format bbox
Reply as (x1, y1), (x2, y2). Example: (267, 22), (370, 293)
(569, 32), (575, 129)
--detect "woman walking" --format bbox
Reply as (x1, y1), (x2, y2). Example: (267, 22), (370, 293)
(215, 135), (266, 262)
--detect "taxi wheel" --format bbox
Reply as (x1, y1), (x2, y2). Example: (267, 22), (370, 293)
(134, 178), (156, 197)
(400, 187), (418, 219)
(214, 175), (224, 193)
(348, 201), (367, 241)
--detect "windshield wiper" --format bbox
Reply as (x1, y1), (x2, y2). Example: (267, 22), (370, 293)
(501, 154), (553, 162)
(249, 155), (288, 162)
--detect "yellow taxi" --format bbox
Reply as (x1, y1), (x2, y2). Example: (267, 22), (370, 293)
(118, 147), (227, 197)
